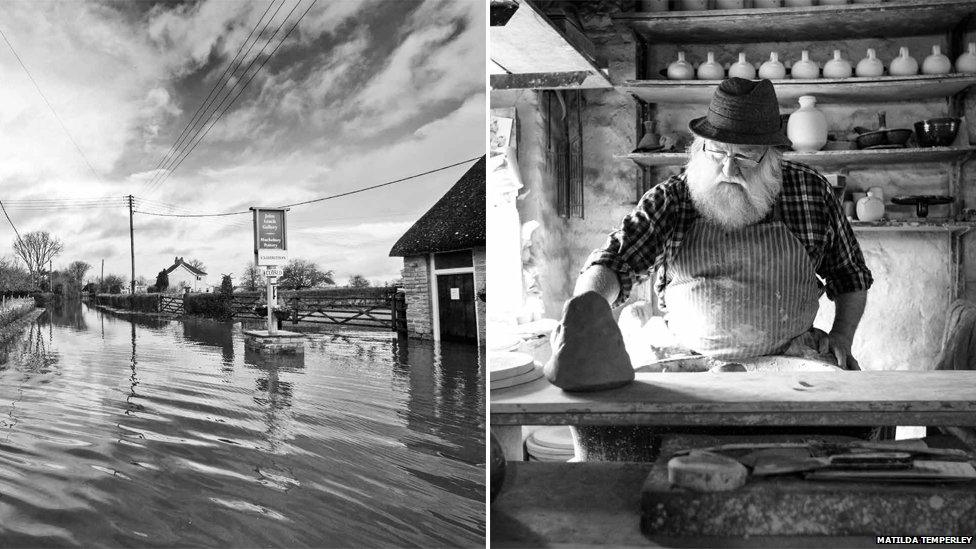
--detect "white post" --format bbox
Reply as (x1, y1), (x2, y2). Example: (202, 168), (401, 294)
(267, 277), (277, 335)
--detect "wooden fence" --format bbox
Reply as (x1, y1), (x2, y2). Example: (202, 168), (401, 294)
(231, 290), (407, 332)
(160, 295), (182, 314)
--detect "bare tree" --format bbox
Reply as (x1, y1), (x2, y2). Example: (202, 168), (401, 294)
(240, 262), (265, 291)
(279, 259), (334, 291)
(348, 274), (371, 288)
(186, 258), (206, 273)
(13, 231), (64, 283)
(65, 260), (91, 283)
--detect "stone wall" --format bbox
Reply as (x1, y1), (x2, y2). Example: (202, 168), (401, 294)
(401, 255), (433, 339)
(474, 246), (487, 346)
(495, 5), (972, 371)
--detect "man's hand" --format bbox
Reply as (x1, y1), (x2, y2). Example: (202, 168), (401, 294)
(810, 328), (860, 370)
(783, 328), (860, 370)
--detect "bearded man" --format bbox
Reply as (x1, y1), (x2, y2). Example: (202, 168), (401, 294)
(577, 77), (872, 370)
(552, 77), (876, 460)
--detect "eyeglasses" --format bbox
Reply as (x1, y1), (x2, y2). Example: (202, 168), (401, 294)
(703, 145), (768, 169)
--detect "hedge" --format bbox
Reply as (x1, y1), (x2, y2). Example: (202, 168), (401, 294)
(0, 298), (36, 327)
(32, 292), (56, 307)
(96, 293), (161, 313)
(183, 293), (232, 320)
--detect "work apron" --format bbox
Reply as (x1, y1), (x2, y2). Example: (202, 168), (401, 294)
(575, 203), (873, 461)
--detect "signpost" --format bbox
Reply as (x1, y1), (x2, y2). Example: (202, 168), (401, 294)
(251, 207), (289, 335)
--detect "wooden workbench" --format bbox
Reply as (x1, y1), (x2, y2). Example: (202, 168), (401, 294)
(492, 370), (976, 427)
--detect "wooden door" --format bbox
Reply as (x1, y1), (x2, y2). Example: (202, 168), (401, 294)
(437, 273), (476, 342)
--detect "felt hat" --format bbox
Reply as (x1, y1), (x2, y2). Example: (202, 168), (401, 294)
(689, 78), (792, 147)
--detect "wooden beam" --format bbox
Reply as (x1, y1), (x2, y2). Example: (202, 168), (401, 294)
(491, 371), (976, 427)
(491, 71), (597, 90)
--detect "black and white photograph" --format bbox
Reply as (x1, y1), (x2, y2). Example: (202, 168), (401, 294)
(488, 0), (976, 546)
(0, 0), (485, 547)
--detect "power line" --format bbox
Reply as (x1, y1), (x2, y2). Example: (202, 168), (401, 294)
(146, 0), (316, 197)
(0, 26), (104, 184)
(132, 155), (481, 218)
(0, 201), (25, 250)
(140, 0), (283, 195)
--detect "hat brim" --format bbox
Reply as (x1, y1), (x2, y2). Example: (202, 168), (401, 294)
(689, 116), (792, 147)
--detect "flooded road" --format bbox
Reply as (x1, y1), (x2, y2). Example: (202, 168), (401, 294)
(0, 300), (485, 547)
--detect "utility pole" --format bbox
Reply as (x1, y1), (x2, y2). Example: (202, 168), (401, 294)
(101, 259), (104, 289)
(128, 195), (135, 295)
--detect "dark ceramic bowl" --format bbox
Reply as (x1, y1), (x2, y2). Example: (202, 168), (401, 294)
(854, 128), (913, 149)
(914, 118), (961, 147)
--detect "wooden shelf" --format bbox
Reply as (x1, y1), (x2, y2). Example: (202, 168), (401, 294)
(613, 1), (976, 44)
(620, 74), (976, 105)
(617, 146), (976, 168)
(851, 220), (976, 232)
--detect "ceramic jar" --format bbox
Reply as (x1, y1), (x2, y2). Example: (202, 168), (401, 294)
(856, 190), (885, 222)
(759, 52), (787, 79)
(957, 43), (976, 73)
(922, 45), (952, 75)
(889, 47), (919, 76)
(787, 95), (828, 152)
(729, 52), (757, 79)
(667, 52), (695, 80)
(697, 52), (725, 80)
(855, 48), (884, 77)
(637, 120), (661, 150)
(822, 50), (853, 78)
(791, 50), (819, 79)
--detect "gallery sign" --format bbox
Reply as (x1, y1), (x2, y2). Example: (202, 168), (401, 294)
(250, 207), (289, 266)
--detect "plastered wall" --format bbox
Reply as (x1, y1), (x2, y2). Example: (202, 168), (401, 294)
(494, 5), (976, 370)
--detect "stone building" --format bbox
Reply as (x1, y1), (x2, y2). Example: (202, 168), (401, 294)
(390, 156), (486, 345)
(162, 257), (208, 293)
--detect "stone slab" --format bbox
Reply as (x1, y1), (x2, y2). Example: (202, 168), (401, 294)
(492, 461), (922, 548)
(242, 329), (304, 338)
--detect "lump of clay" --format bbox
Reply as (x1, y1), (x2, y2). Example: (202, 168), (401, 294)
(667, 451), (748, 492)
(544, 291), (635, 392)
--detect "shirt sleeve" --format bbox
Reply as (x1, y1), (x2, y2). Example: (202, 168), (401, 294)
(816, 180), (873, 299)
(582, 179), (678, 307)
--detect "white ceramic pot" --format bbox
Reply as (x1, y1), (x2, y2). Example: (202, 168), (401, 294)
(922, 45), (952, 75)
(889, 46), (919, 76)
(729, 52), (757, 79)
(856, 192), (885, 222)
(822, 50), (852, 78)
(637, 120), (660, 150)
(790, 50), (819, 79)
(667, 51), (695, 80)
(758, 52), (786, 79)
(697, 52), (725, 79)
(855, 48), (884, 77)
(956, 43), (976, 73)
(787, 95), (827, 152)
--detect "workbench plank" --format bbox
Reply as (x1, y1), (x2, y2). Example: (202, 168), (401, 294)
(490, 371), (976, 426)
(613, 1), (976, 44)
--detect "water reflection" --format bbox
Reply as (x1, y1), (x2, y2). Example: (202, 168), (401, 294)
(0, 302), (484, 546)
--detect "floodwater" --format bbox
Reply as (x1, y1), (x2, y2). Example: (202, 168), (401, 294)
(0, 300), (485, 547)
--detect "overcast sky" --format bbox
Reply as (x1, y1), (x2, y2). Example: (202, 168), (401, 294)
(0, 0), (484, 286)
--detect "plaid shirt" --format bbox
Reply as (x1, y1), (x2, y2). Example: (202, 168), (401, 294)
(584, 160), (873, 308)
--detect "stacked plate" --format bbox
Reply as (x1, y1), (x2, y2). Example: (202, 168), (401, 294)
(525, 426), (575, 462)
(489, 351), (543, 391)
(488, 333), (523, 353)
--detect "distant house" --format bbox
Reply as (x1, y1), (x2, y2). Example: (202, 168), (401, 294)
(390, 156), (486, 345)
(163, 257), (208, 293)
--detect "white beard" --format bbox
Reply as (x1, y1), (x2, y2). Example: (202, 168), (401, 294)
(685, 149), (782, 230)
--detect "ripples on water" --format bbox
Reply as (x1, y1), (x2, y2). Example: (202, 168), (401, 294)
(0, 301), (485, 547)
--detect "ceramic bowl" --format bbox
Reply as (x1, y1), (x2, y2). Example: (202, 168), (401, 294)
(914, 118), (961, 147)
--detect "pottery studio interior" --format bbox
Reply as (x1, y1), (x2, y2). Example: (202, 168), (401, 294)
(488, 0), (976, 546)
